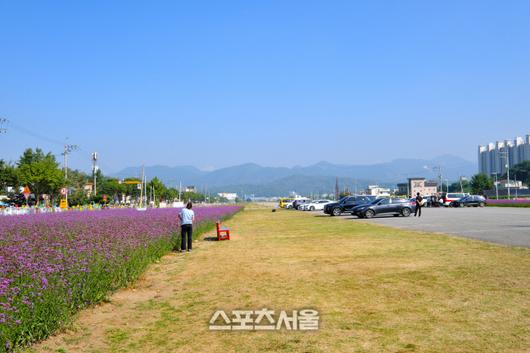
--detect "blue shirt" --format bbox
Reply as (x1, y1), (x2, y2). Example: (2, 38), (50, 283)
(180, 208), (195, 225)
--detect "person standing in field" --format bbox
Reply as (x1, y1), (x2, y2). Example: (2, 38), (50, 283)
(179, 201), (195, 252)
(414, 192), (423, 217)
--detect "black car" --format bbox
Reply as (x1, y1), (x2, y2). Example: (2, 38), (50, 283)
(351, 197), (384, 216)
(450, 195), (486, 207)
(323, 195), (375, 216)
(355, 198), (416, 218)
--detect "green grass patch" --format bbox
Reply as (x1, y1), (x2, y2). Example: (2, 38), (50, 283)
(28, 207), (530, 353)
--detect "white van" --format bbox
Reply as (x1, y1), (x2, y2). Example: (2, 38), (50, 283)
(442, 193), (469, 206)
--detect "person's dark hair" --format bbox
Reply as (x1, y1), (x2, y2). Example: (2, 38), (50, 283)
(186, 201), (193, 209)
(416, 192), (420, 196)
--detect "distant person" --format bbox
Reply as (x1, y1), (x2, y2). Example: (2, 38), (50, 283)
(178, 201), (195, 252)
(414, 192), (423, 217)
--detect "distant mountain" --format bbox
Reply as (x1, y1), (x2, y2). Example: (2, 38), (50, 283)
(208, 175), (377, 198)
(200, 163), (293, 186)
(112, 155), (477, 196)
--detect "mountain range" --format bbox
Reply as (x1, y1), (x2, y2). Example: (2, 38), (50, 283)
(112, 155), (477, 197)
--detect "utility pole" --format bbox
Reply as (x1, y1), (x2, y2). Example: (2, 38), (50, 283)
(63, 143), (79, 179)
(179, 181), (182, 202)
(432, 166), (443, 193)
(92, 152), (98, 197)
(499, 150), (510, 199)
(62, 142), (79, 205)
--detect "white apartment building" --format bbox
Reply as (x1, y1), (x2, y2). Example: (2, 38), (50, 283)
(478, 134), (530, 176)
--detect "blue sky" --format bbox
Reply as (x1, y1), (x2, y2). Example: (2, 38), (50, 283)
(1, 0), (529, 173)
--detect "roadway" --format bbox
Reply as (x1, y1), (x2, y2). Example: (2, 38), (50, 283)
(348, 206), (530, 248)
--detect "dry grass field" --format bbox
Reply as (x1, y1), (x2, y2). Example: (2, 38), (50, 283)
(29, 206), (530, 353)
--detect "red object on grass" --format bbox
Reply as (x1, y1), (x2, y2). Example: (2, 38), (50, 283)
(216, 221), (230, 241)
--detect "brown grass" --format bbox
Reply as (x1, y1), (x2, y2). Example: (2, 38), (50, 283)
(28, 206), (530, 353)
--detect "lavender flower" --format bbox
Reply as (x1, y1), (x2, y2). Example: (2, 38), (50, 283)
(0, 206), (240, 350)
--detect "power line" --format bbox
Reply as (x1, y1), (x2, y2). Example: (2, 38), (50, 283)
(5, 118), (120, 177)
(0, 118), (8, 134)
(8, 121), (66, 146)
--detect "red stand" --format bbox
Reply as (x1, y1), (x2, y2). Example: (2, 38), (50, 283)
(216, 221), (230, 241)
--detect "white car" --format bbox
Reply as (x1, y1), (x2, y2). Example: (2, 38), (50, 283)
(299, 203), (312, 211)
(284, 201), (295, 209)
(304, 200), (333, 211)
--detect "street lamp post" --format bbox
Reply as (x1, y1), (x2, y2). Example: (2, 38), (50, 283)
(499, 150), (510, 200)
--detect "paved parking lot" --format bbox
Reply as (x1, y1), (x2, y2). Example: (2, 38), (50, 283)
(347, 207), (530, 248)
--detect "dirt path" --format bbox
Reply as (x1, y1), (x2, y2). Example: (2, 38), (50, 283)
(29, 207), (530, 353)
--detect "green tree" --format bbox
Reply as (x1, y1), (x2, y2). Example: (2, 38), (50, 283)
(448, 179), (471, 193)
(18, 148), (44, 165)
(146, 177), (168, 204)
(97, 175), (126, 203)
(470, 173), (494, 195)
(17, 148), (64, 205)
(68, 189), (89, 206)
(66, 168), (90, 189)
(123, 178), (141, 200)
(507, 161), (530, 184)
(165, 187), (179, 201)
(181, 191), (206, 202)
(0, 160), (18, 193)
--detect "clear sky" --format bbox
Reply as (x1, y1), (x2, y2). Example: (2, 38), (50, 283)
(1, 0), (529, 173)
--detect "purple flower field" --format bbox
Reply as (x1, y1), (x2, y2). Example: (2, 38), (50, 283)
(0, 206), (240, 351)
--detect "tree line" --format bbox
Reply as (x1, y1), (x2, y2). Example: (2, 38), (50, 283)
(0, 148), (209, 206)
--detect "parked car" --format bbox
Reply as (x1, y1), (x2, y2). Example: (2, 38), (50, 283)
(350, 197), (384, 217)
(450, 195), (486, 207)
(354, 198), (416, 218)
(303, 200), (333, 211)
(278, 198), (295, 208)
(284, 201), (295, 209)
(299, 202), (316, 211)
(323, 195), (376, 216)
(441, 193), (469, 206)
(421, 195), (437, 207)
(292, 198), (311, 210)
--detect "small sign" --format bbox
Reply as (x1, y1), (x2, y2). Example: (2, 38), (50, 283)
(60, 199), (68, 209)
(23, 185), (31, 199)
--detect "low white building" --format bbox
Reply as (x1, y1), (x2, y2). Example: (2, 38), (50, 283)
(218, 192), (238, 201)
(365, 185), (391, 197)
(495, 180), (527, 189)
(407, 178), (438, 197)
